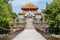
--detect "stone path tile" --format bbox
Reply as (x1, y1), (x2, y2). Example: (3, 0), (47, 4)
(12, 29), (47, 40)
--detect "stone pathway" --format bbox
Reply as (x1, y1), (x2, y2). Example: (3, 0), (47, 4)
(12, 29), (47, 40)
(12, 18), (47, 40)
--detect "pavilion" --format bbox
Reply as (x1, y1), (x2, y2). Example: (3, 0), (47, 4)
(17, 3), (42, 28)
(18, 3), (41, 18)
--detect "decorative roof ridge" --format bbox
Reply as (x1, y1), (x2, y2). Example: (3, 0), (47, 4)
(21, 3), (38, 10)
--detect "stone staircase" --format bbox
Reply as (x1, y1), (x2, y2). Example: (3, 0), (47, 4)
(25, 18), (34, 29)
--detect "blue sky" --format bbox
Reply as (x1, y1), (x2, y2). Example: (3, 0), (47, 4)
(12, 0), (52, 13)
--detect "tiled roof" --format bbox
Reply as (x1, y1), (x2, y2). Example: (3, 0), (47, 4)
(19, 11), (41, 15)
(18, 12), (26, 15)
(21, 3), (38, 10)
(33, 12), (41, 15)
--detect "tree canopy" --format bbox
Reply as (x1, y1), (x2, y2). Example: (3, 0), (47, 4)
(42, 0), (60, 34)
(0, 0), (17, 30)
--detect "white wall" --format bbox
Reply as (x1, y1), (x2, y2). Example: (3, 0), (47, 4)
(18, 15), (24, 19)
(35, 15), (41, 19)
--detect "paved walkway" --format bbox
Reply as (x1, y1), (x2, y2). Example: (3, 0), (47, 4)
(12, 29), (47, 40)
(12, 18), (47, 40)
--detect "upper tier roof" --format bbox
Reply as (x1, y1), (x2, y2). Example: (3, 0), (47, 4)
(21, 4), (38, 10)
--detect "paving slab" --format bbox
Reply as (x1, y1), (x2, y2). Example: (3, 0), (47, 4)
(12, 29), (47, 40)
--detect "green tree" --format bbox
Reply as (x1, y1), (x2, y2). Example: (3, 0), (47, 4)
(42, 0), (60, 34)
(11, 12), (17, 19)
(0, 0), (17, 33)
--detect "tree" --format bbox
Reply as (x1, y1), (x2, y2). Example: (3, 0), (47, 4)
(0, 0), (17, 34)
(42, 0), (60, 34)
(11, 12), (17, 19)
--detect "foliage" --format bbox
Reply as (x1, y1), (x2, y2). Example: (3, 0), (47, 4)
(42, 0), (60, 34)
(0, 0), (17, 31)
(11, 12), (17, 19)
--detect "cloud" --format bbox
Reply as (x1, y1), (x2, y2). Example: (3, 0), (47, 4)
(12, 0), (45, 6)
(12, 0), (52, 13)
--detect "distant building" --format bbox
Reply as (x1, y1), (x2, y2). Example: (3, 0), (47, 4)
(17, 3), (42, 28)
(18, 3), (42, 19)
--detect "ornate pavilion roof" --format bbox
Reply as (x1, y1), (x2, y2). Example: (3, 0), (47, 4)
(21, 3), (38, 10)
(18, 11), (41, 15)
(33, 12), (41, 15)
(18, 12), (26, 15)
(18, 4), (41, 15)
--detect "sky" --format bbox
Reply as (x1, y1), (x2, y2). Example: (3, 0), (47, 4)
(12, 0), (52, 14)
